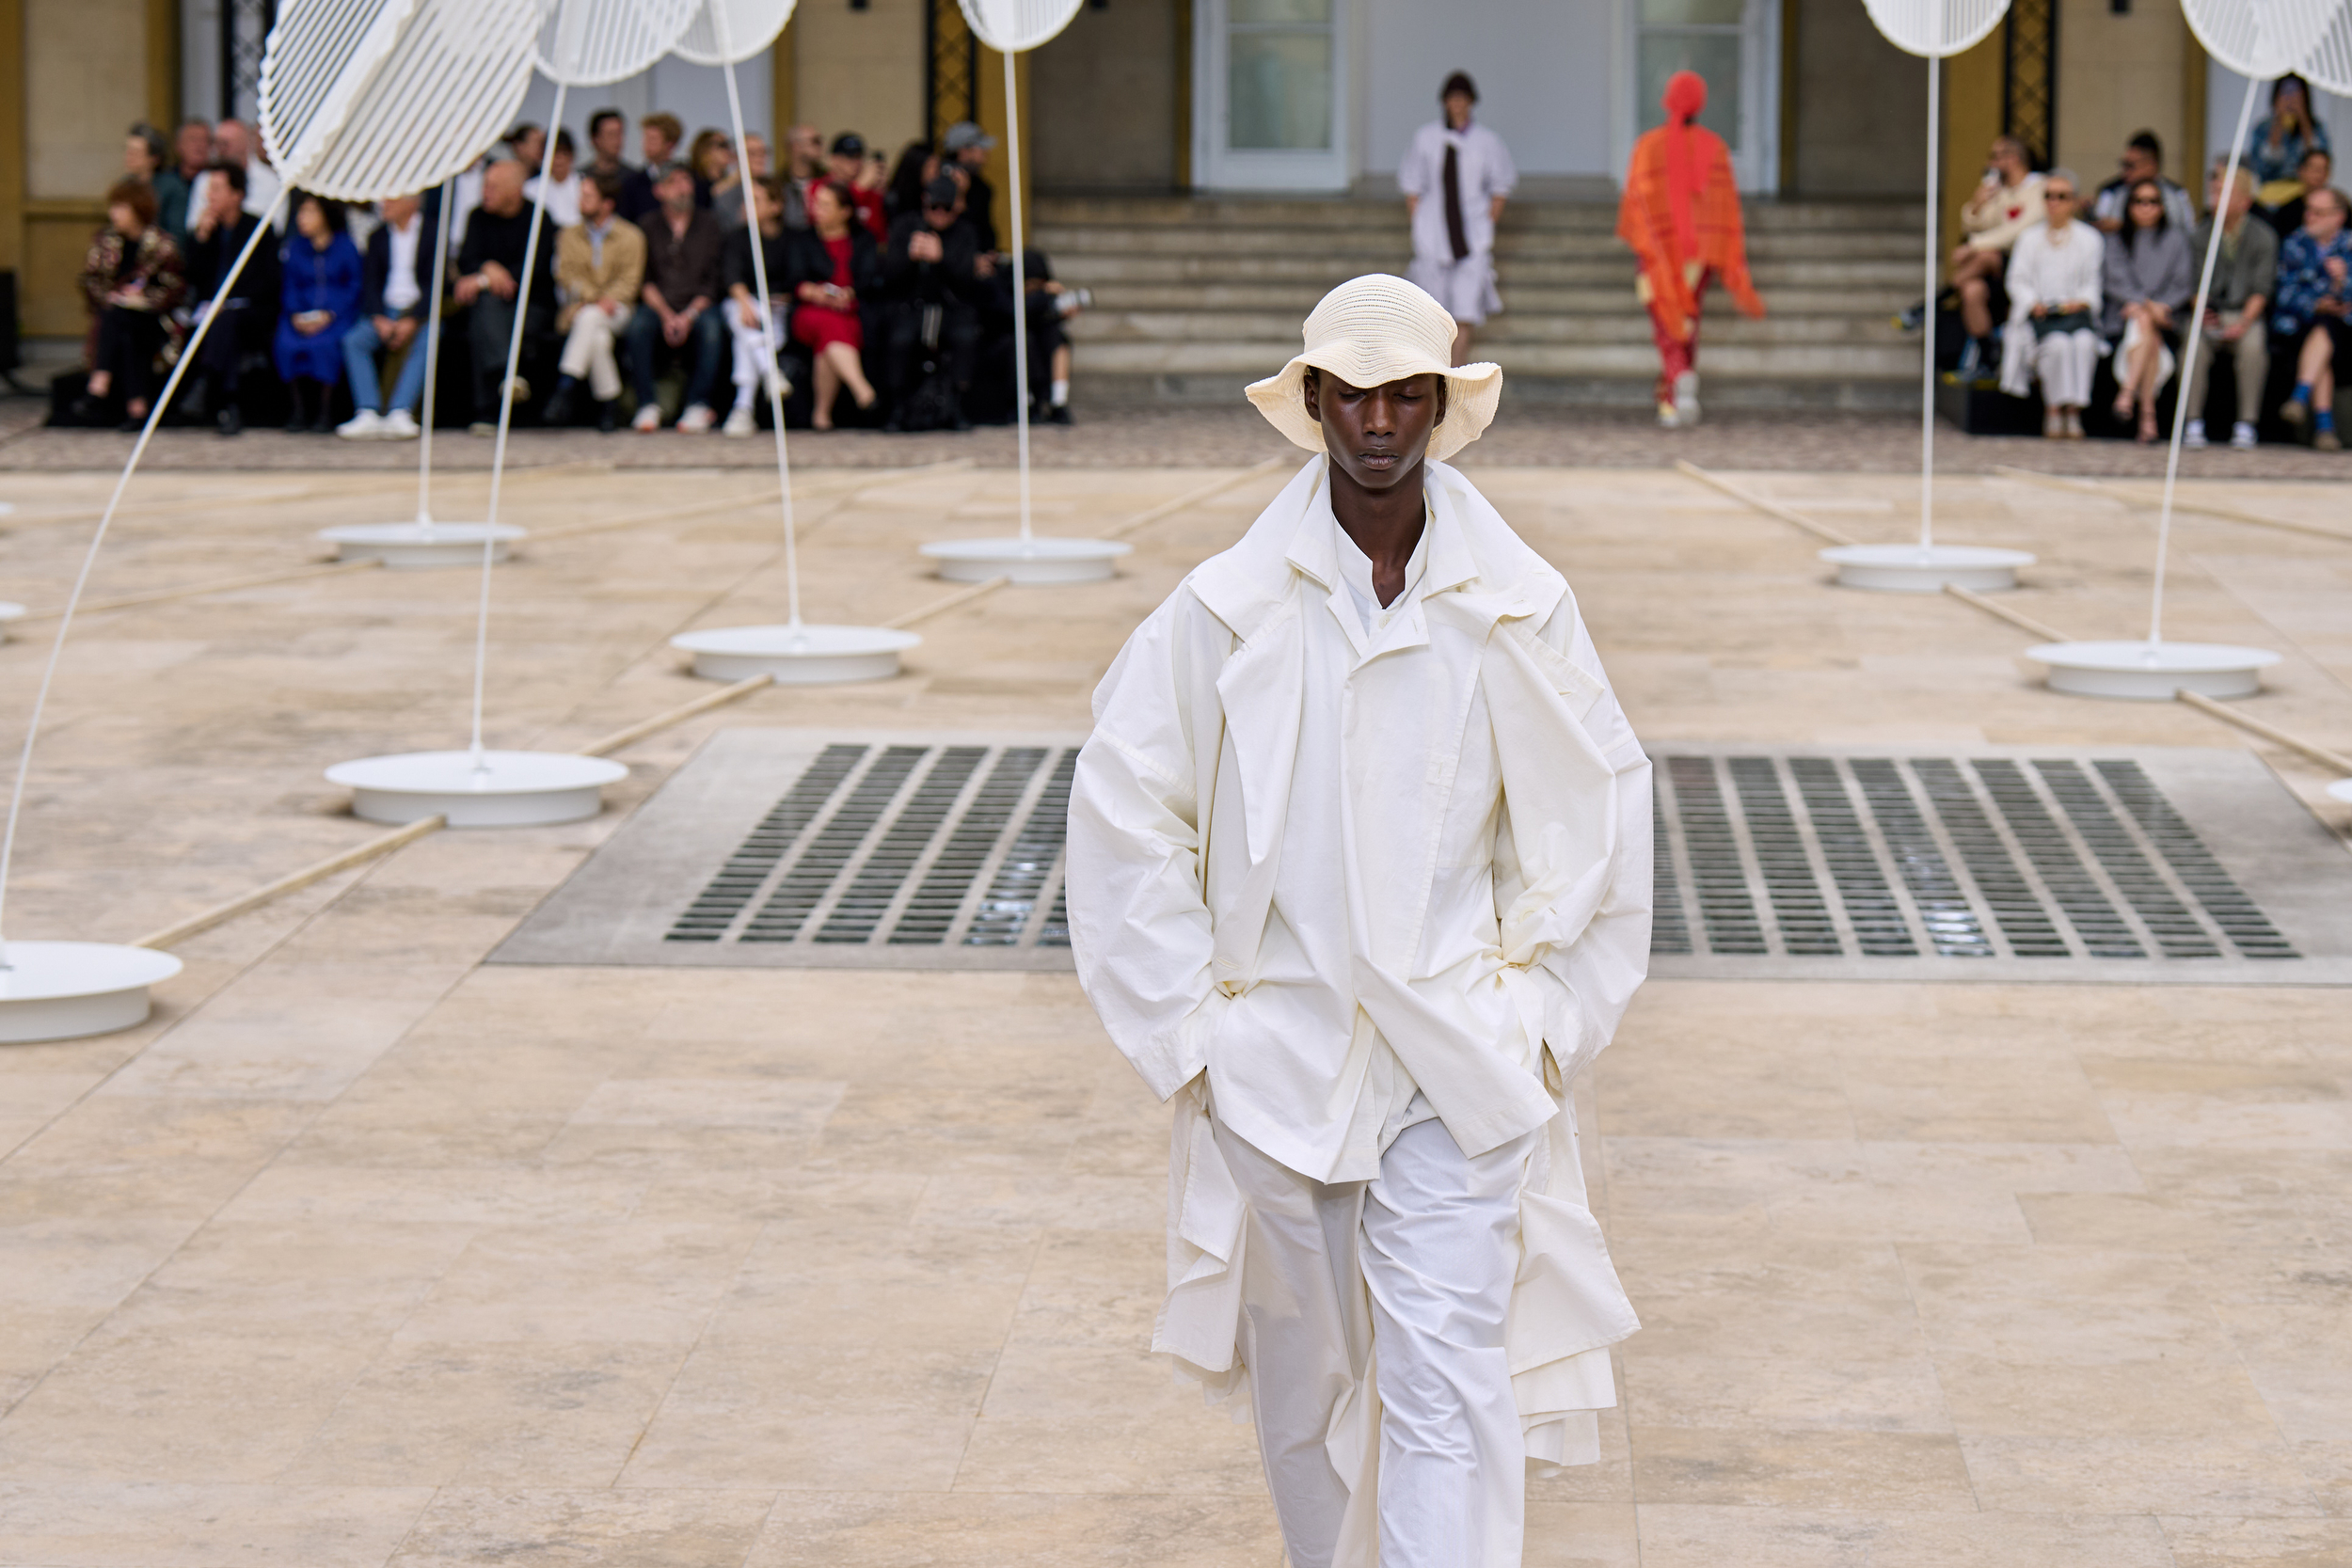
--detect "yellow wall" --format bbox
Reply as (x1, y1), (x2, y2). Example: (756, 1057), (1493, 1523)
(2053, 0), (2188, 187)
(794, 0), (926, 160)
(975, 45), (1027, 253)
(1942, 27), (2006, 258)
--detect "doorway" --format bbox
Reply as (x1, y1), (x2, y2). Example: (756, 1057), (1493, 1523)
(1191, 0), (1351, 190)
(1621, 0), (1780, 192)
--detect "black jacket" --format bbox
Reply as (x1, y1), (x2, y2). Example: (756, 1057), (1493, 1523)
(358, 209), (442, 320)
(457, 205), (557, 299)
(183, 213), (281, 310)
(879, 213), (986, 307)
(766, 225), (882, 299)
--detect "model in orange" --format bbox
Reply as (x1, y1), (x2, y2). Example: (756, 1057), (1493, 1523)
(1616, 70), (1765, 428)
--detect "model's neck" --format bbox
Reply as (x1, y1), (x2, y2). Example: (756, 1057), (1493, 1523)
(1329, 459), (1426, 605)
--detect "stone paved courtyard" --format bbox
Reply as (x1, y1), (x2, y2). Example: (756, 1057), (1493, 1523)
(0, 452), (2346, 1566)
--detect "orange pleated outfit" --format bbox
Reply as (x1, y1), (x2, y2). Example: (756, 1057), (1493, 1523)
(1616, 71), (1765, 404)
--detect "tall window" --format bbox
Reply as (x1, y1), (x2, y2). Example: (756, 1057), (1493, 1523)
(1226, 0), (1333, 150)
(1634, 0), (1745, 154)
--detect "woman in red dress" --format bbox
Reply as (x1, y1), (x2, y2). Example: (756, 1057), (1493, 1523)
(788, 181), (881, 429)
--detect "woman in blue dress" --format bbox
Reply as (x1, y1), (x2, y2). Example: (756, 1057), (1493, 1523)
(275, 192), (363, 432)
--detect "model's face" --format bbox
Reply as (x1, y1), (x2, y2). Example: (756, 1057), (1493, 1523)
(1304, 372), (1445, 492)
(1990, 143), (2023, 180)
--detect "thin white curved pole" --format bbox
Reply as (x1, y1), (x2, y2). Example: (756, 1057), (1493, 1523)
(470, 80), (566, 764)
(0, 185), (291, 949)
(2150, 71), (2261, 644)
(1919, 39), (1940, 549)
(415, 173), (454, 531)
(1006, 47), (1032, 544)
(717, 16), (802, 625)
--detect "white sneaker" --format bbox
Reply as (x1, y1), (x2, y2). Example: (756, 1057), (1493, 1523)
(722, 405), (755, 438)
(675, 403), (716, 434)
(2182, 419), (2208, 450)
(764, 368), (792, 402)
(1673, 370), (1701, 426)
(381, 408), (420, 439)
(1656, 400), (1681, 430)
(335, 408), (386, 439)
(631, 404), (663, 433)
(2231, 421), (2259, 450)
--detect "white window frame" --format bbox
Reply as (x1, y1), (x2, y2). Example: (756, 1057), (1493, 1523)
(1192, 0), (1353, 192)
(1613, 0), (1781, 194)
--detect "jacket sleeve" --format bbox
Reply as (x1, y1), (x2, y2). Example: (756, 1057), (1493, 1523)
(1066, 593), (1228, 1102)
(1492, 588), (1652, 1089)
(1968, 178), (2045, 253)
(358, 230), (389, 319)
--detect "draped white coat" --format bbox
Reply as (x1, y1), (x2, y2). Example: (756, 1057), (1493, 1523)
(1066, 456), (1651, 1469)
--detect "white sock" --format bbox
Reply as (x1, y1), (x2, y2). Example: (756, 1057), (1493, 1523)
(1050, 379), (1069, 407)
(733, 387), (754, 412)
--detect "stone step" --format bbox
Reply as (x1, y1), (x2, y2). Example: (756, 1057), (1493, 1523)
(1032, 195), (1925, 231)
(1067, 338), (1921, 379)
(1031, 225), (1923, 261)
(1069, 309), (1907, 349)
(1063, 280), (1917, 316)
(1049, 253), (1923, 290)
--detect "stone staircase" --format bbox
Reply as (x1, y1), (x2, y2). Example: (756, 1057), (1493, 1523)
(1033, 194), (1927, 409)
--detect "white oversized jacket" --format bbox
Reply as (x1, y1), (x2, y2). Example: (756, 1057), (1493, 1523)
(1066, 455), (1651, 1468)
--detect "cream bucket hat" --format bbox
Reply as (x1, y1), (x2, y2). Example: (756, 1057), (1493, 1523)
(1246, 274), (1503, 463)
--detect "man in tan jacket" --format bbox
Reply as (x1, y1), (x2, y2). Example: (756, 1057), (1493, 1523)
(547, 168), (644, 431)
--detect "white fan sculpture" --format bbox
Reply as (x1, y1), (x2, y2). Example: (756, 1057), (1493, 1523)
(325, 0), (704, 827)
(1818, 0), (2038, 594)
(666, 0), (924, 682)
(916, 0), (1133, 585)
(0, 0), (540, 1040)
(2026, 0), (2344, 700)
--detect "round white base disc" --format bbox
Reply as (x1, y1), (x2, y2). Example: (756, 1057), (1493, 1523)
(2327, 779), (2352, 806)
(1820, 543), (2036, 593)
(0, 601), (24, 642)
(325, 750), (629, 827)
(2026, 640), (2282, 702)
(0, 942), (183, 1043)
(919, 536), (1133, 585)
(671, 623), (921, 684)
(319, 522), (527, 569)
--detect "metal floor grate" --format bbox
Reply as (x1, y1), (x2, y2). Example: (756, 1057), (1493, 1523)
(494, 734), (2351, 983)
(1647, 748), (2343, 981)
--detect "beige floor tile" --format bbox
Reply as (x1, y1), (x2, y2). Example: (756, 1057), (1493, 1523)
(1934, 1354), (2278, 1439)
(1629, 1426), (1977, 1511)
(1962, 1436), (2325, 1515)
(699, 1219), (1037, 1352)
(385, 1486), (774, 1567)
(2161, 1515), (2352, 1568)
(1620, 1349), (1952, 1433)
(1629, 1504), (2177, 1568)
(391, 1222), (760, 1346)
(955, 1341), (1266, 1495)
(0, 1481), (433, 1567)
(739, 1490), (1284, 1568)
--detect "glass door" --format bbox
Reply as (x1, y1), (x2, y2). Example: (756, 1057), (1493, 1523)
(1193, 0), (1350, 191)
(1626, 0), (1779, 193)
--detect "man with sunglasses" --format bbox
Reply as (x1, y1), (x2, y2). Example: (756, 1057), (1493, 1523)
(875, 173), (987, 429)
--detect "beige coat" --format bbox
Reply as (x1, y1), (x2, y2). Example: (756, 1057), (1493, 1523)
(554, 218), (644, 330)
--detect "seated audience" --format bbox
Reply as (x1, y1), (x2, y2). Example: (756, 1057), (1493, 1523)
(453, 159), (558, 432)
(783, 179), (881, 431)
(2092, 131), (2195, 235)
(1998, 169), (2104, 438)
(944, 121), (1000, 253)
(181, 161), (279, 436)
(620, 113), (684, 222)
(2102, 176), (2193, 442)
(75, 178), (186, 429)
(719, 175), (794, 436)
(713, 133), (769, 229)
(159, 119), (212, 244)
(276, 193), (363, 432)
(2183, 163), (2276, 451)
(336, 192), (437, 439)
(627, 160), (727, 432)
(1019, 250), (1085, 424)
(546, 168), (644, 432)
(1951, 135), (2045, 378)
(828, 134), (890, 241)
(691, 129), (737, 216)
(125, 123), (167, 199)
(781, 124), (826, 228)
(876, 173), (988, 430)
(885, 140), (934, 224)
(2274, 183), (2351, 450)
(2250, 74), (2329, 195)
(2265, 148), (2332, 240)
(526, 127), (581, 227)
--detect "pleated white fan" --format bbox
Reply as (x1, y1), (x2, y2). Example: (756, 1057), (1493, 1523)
(0, 0), (539, 1042)
(916, 0), (1134, 586)
(326, 0), (701, 827)
(2025, 0), (2344, 700)
(1815, 0), (2036, 594)
(664, 0), (920, 681)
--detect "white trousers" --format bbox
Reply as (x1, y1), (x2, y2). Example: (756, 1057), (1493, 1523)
(2000, 321), (2102, 407)
(558, 308), (623, 402)
(729, 302), (789, 404)
(1216, 1113), (1534, 1568)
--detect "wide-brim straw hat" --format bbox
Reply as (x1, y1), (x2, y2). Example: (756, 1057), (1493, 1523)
(1245, 275), (1503, 464)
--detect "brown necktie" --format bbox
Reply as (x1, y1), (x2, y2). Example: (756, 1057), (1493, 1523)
(1442, 142), (1470, 261)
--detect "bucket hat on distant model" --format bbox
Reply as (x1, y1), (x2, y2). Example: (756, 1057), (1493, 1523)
(1246, 274), (1503, 463)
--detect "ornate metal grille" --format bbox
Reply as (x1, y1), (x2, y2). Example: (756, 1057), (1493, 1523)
(926, 0), (980, 147)
(2002, 0), (2058, 166)
(221, 0), (278, 124)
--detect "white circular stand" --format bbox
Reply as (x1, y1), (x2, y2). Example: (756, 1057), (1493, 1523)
(326, 750), (628, 827)
(1820, 543), (2036, 593)
(0, 941), (183, 1043)
(0, 602), (24, 642)
(671, 623), (921, 684)
(2327, 779), (2352, 806)
(2026, 640), (2281, 701)
(319, 522), (527, 569)
(920, 536), (1132, 585)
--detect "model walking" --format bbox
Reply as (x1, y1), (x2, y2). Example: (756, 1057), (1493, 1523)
(1400, 71), (1516, 366)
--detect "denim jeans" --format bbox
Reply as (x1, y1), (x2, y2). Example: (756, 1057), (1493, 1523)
(340, 316), (430, 414)
(625, 304), (724, 413)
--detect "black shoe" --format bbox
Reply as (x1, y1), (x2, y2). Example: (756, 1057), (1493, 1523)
(217, 403), (243, 437)
(117, 416), (146, 434)
(1045, 404), (1073, 426)
(310, 408), (336, 435)
(596, 400), (616, 434)
(545, 386), (577, 428)
(71, 395), (105, 425)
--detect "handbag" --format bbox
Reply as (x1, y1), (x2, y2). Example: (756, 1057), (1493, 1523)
(2032, 308), (2094, 339)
